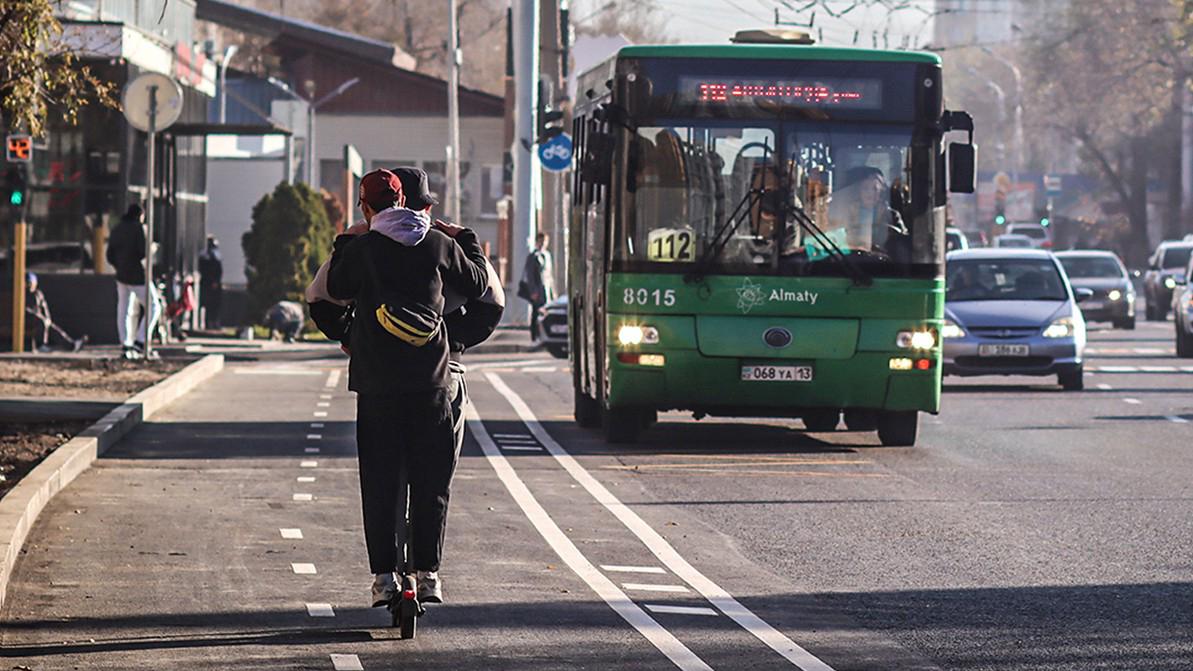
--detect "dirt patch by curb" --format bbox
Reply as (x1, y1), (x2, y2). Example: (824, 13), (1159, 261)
(0, 421), (89, 500)
(0, 359), (184, 400)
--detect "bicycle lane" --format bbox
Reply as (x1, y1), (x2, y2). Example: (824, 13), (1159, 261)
(464, 370), (942, 671)
(0, 359), (673, 670)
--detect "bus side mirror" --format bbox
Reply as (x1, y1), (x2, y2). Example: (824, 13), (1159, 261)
(949, 142), (976, 194)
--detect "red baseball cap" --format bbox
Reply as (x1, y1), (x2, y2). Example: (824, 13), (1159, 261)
(358, 169), (404, 211)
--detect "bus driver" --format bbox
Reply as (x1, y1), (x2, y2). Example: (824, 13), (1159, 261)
(826, 165), (908, 254)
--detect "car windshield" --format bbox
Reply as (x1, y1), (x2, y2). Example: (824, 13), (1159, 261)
(1161, 246), (1193, 269)
(1059, 256), (1123, 279)
(947, 259), (1068, 302)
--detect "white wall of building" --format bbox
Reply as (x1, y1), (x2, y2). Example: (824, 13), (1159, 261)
(206, 157), (286, 286)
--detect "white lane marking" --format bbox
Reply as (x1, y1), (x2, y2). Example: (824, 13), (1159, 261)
(314, 411), (329, 417)
(1136, 347), (1166, 354)
(1183, 367), (1193, 373)
(311, 422), (325, 428)
(280, 528), (303, 539)
(501, 445), (545, 452)
(1123, 398), (1142, 405)
(306, 603), (335, 617)
(520, 366), (558, 373)
(493, 433), (533, 439)
(307, 434), (323, 440)
(623, 583), (691, 594)
(317, 402), (331, 408)
(602, 565), (667, 575)
(498, 438), (541, 444)
(486, 372), (836, 671)
(1097, 383), (1113, 391)
(330, 654), (363, 671)
(320, 394), (333, 400)
(1141, 366), (1177, 373)
(293, 493), (314, 501)
(1097, 366), (1139, 373)
(646, 604), (720, 617)
(465, 406), (712, 671)
(325, 369), (342, 388)
(300, 460), (318, 468)
(305, 447), (321, 454)
(1166, 415), (1191, 424)
(233, 368), (322, 376)
(297, 476), (317, 483)
(291, 563), (317, 574)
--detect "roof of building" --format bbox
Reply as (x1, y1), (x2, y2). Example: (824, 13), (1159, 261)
(195, 0), (415, 70)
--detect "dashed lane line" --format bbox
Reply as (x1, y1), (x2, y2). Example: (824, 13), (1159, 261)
(603, 565), (668, 574)
(1166, 415), (1191, 424)
(485, 372), (837, 671)
(280, 528), (303, 539)
(1097, 383), (1113, 391)
(307, 434), (323, 440)
(300, 460), (318, 468)
(306, 603), (335, 617)
(291, 563), (317, 575)
(297, 476), (316, 483)
(314, 412), (329, 418)
(623, 583), (692, 594)
(293, 493), (314, 502)
(1124, 398), (1143, 405)
(325, 369), (342, 388)
(501, 445), (545, 452)
(647, 604), (720, 617)
(305, 447), (321, 454)
(465, 405), (714, 671)
(494, 433), (533, 439)
(330, 653), (364, 671)
(311, 422), (325, 429)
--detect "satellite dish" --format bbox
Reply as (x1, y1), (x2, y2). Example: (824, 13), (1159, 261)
(122, 73), (184, 132)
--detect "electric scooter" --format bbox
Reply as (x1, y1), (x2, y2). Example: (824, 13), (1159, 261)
(388, 463), (424, 638)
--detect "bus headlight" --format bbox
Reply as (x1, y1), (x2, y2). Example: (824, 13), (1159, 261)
(1108, 289), (1122, 301)
(617, 325), (659, 346)
(941, 320), (966, 339)
(1043, 317), (1076, 338)
(896, 329), (937, 350)
(1165, 276), (1177, 289)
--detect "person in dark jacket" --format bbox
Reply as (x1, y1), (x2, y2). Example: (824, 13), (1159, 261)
(326, 169), (488, 609)
(106, 203), (161, 359)
(198, 236), (223, 329)
(518, 232), (555, 341)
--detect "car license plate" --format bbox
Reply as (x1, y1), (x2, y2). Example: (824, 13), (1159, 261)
(1083, 301), (1103, 310)
(549, 324), (568, 334)
(740, 365), (813, 382)
(978, 343), (1030, 357)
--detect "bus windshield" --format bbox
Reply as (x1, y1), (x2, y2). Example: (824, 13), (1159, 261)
(615, 122), (929, 277)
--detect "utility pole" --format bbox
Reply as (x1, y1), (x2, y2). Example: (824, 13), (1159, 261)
(144, 85), (158, 361)
(447, 0), (462, 224)
(539, 0), (564, 290)
(511, 0), (540, 323)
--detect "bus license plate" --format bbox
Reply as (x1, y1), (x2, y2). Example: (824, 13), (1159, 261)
(978, 343), (1030, 357)
(741, 365), (813, 382)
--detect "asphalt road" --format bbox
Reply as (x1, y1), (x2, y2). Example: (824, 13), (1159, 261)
(2, 318), (1191, 670)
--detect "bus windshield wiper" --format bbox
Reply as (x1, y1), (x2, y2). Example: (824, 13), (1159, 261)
(786, 202), (873, 287)
(684, 187), (765, 283)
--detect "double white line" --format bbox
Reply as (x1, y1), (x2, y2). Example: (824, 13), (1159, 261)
(471, 372), (835, 671)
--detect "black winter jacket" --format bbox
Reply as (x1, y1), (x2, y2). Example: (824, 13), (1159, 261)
(106, 216), (147, 285)
(327, 228), (488, 394)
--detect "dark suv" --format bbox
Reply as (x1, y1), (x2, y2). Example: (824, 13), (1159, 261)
(1144, 241), (1193, 320)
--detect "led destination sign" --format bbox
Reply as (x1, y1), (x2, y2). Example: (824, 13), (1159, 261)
(679, 76), (883, 110)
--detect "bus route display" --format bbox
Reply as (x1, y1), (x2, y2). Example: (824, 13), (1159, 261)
(678, 76), (883, 110)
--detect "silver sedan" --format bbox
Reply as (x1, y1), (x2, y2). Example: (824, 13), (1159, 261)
(942, 249), (1090, 391)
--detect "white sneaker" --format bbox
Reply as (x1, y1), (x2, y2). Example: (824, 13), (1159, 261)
(371, 572), (397, 608)
(417, 571), (442, 603)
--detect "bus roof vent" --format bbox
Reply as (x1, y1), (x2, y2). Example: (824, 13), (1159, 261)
(730, 29), (815, 45)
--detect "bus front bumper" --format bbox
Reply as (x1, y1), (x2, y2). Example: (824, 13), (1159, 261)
(606, 349), (940, 415)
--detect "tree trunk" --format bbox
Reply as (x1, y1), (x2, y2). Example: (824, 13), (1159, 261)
(1127, 137), (1151, 266)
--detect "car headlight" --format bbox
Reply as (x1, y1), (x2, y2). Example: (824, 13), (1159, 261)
(1108, 289), (1122, 301)
(1042, 317), (1076, 338)
(941, 320), (966, 339)
(895, 329), (937, 349)
(617, 324), (659, 346)
(1165, 276), (1177, 289)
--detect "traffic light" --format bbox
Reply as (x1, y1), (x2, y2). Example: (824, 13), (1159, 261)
(1040, 217), (1050, 227)
(536, 79), (565, 143)
(3, 166), (26, 207)
(994, 198), (1006, 226)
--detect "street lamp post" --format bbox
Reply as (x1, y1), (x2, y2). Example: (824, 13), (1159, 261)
(981, 46), (1023, 186)
(218, 44), (239, 124)
(269, 77), (360, 186)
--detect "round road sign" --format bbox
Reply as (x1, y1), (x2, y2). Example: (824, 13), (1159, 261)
(538, 133), (573, 173)
(122, 73), (184, 132)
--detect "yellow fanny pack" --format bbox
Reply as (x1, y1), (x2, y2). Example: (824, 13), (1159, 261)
(375, 302), (441, 347)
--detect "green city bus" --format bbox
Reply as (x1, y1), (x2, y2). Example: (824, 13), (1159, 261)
(568, 32), (975, 445)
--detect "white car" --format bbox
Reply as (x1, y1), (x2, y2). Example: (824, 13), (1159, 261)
(994, 233), (1034, 249)
(1005, 223), (1053, 249)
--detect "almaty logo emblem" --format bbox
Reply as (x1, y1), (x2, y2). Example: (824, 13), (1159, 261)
(736, 278), (767, 314)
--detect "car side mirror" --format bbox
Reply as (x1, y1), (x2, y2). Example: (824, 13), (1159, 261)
(1074, 287), (1094, 302)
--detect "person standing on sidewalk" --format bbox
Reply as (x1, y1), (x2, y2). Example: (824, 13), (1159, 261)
(106, 203), (161, 359)
(327, 169), (489, 607)
(517, 232), (554, 341)
(198, 236), (223, 330)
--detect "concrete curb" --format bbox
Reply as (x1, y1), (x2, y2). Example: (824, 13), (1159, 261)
(0, 354), (225, 610)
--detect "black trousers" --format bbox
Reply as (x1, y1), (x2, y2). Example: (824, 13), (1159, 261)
(356, 386), (456, 574)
